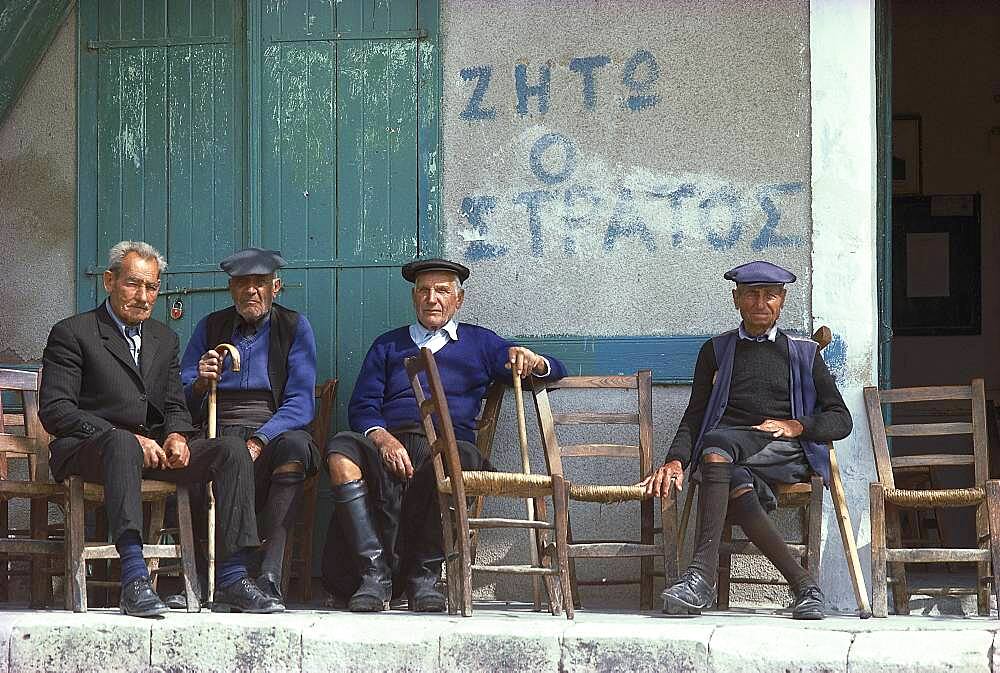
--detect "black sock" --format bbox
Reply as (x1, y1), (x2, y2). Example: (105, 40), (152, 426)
(688, 460), (732, 582)
(259, 478), (304, 581)
(728, 490), (812, 590)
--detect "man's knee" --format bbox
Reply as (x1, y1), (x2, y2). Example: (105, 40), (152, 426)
(327, 453), (362, 484)
(272, 461), (306, 485)
(702, 452), (731, 464)
(215, 436), (250, 464)
(101, 428), (144, 464)
(275, 431), (314, 465)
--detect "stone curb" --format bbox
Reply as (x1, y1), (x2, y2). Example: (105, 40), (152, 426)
(1, 610), (999, 673)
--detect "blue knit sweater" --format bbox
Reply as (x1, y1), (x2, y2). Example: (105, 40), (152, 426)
(349, 323), (567, 443)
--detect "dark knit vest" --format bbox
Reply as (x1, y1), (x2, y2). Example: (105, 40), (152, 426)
(200, 302), (299, 425)
(693, 328), (830, 484)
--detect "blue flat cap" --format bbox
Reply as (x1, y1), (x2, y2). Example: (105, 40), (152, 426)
(401, 258), (470, 283)
(220, 248), (286, 276)
(724, 261), (796, 285)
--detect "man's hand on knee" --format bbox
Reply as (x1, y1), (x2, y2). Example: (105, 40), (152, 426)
(162, 433), (190, 468)
(370, 428), (413, 480)
(137, 435), (168, 469)
(752, 419), (804, 439)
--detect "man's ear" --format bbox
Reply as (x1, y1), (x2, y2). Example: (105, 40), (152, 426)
(732, 288), (740, 309)
(273, 276), (283, 294)
(103, 270), (115, 294)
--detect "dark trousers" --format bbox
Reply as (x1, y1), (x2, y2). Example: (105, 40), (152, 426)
(321, 430), (489, 600)
(59, 427), (260, 559)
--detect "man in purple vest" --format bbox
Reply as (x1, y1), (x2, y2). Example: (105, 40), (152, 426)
(642, 261), (852, 620)
(321, 258), (567, 613)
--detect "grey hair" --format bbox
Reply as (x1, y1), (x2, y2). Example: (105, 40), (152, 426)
(107, 241), (167, 274)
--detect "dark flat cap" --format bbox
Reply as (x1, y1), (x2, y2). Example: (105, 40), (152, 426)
(401, 258), (470, 283)
(220, 248), (287, 276)
(724, 260), (796, 285)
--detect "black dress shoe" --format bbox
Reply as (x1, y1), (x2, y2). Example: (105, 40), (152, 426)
(406, 572), (446, 613)
(791, 583), (825, 620)
(256, 572), (284, 603)
(212, 576), (285, 613)
(661, 569), (715, 615)
(349, 573), (391, 612)
(120, 577), (169, 618)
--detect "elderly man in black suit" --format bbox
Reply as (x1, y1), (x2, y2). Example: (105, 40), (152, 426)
(39, 241), (281, 617)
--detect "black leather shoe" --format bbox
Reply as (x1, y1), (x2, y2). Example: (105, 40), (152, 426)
(212, 576), (285, 613)
(661, 569), (715, 615)
(256, 572), (284, 603)
(349, 574), (391, 612)
(791, 583), (825, 620)
(406, 571), (446, 613)
(120, 577), (169, 618)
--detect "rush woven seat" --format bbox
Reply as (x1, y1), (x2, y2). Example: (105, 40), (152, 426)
(440, 471), (552, 498)
(404, 348), (574, 619)
(530, 370), (678, 610)
(864, 378), (1000, 618)
(884, 487), (985, 509)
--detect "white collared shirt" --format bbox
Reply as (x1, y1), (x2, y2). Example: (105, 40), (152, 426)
(105, 300), (142, 365)
(409, 318), (459, 354)
(738, 322), (778, 343)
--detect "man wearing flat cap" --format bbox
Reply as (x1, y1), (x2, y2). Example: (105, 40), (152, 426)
(642, 260), (851, 620)
(181, 247), (318, 607)
(321, 258), (567, 612)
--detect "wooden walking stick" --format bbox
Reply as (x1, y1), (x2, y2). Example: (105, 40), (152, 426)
(207, 343), (240, 605)
(512, 374), (543, 610)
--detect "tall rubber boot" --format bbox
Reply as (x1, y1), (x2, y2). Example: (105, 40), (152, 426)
(332, 480), (392, 612)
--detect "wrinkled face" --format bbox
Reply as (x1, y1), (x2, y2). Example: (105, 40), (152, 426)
(733, 284), (786, 335)
(103, 253), (161, 326)
(412, 271), (464, 330)
(229, 274), (281, 322)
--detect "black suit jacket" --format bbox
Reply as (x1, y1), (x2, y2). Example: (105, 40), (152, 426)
(39, 304), (196, 479)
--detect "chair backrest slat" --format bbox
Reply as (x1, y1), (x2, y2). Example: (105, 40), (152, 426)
(0, 369), (50, 482)
(310, 379), (338, 447)
(531, 369), (653, 481)
(863, 378), (987, 489)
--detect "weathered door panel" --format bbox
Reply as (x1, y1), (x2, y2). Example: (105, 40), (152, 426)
(78, 0), (243, 336)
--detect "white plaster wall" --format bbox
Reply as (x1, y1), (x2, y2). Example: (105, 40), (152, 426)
(809, 0), (880, 614)
(441, 0), (814, 338)
(0, 13), (77, 363)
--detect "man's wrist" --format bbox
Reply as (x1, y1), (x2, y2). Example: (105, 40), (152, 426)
(533, 357), (551, 377)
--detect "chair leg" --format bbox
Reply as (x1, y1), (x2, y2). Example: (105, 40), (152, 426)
(146, 498), (166, 592)
(870, 483), (888, 618)
(66, 477), (87, 613)
(885, 502), (909, 615)
(565, 505), (581, 609)
(529, 495), (548, 613)
(985, 480), (1000, 620)
(806, 476), (823, 578)
(975, 498), (991, 616)
(175, 485), (201, 613)
(640, 497), (654, 611)
(437, 493), (460, 616)
(0, 499), (8, 603)
(660, 486), (679, 586)
(717, 522), (733, 611)
(29, 495), (50, 608)
(298, 476), (318, 603)
(551, 476), (574, 620)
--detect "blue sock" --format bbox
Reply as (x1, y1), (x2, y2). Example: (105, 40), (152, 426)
(217, 548), (248, 589)
(116, 530), (148, 586)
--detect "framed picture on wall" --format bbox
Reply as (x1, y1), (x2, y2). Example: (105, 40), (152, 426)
(892, 194), (981, 335)
(892, 115), (922, 195)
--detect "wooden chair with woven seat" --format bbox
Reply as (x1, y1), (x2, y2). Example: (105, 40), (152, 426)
(279, 377), (337, 603)
(404, 347), (575, 618)
(0, 368), (65, 607)
(468, 381), (506, 565)
(528, 369), (679, 610)
(864, 377), (1000, 617)
(676, 326), (871, 618)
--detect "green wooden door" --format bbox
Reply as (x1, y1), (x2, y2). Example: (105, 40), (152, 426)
(78, 0), (441, 575)
(77, 0), (245, 344)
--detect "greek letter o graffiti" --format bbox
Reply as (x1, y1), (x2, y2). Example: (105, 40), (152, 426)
(529, 133), (577, 185)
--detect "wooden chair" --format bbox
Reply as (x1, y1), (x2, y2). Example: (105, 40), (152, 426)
(404, 348), (574, 618)
(864, 378), (1000, 617)
(676, 327), (871, 618)
(0, 368), (64, 606)
(279, 377), (337, 603)
(529, 370), (678, 610)
(468, 381), (506, 564)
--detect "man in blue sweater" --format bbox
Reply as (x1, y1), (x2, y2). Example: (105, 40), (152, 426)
(322, 258), (567, 613)
(642, 261), (852, 620)
(181, 248), (318, 609)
